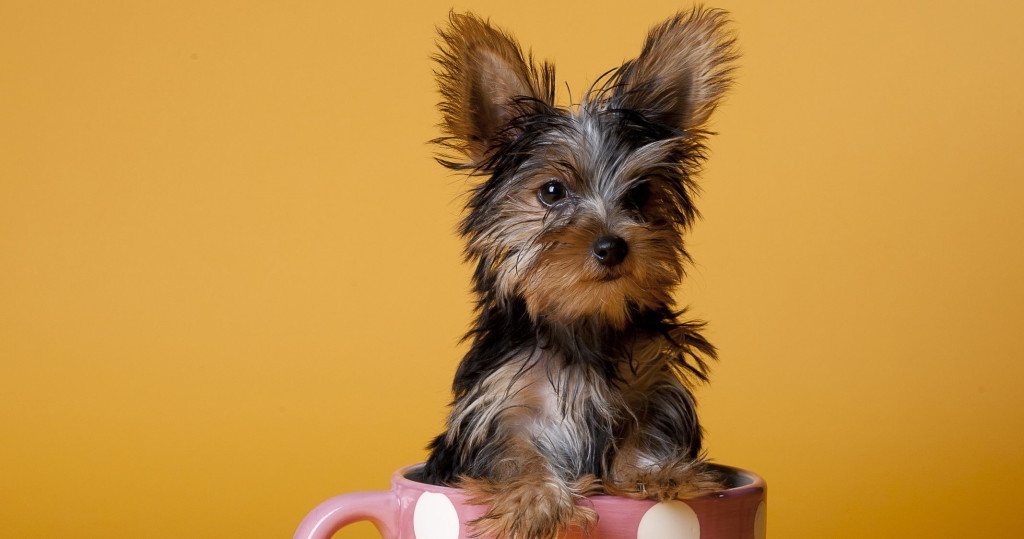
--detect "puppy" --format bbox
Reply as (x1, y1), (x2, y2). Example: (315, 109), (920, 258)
(422, 8), (738, 538)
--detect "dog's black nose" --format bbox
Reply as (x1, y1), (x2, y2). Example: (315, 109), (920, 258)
(592, 235), (628, 267)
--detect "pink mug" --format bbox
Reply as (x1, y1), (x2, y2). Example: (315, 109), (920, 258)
(294, 463), (766, 539)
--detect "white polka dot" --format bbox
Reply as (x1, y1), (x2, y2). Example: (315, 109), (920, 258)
(754, 500), (767, 539)
(412, 492), (460, 539)
(637, 500), (700, 539)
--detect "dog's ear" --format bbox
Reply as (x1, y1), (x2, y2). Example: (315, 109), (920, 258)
(611, 8), (737, 134)
(434, 12), (554, 169)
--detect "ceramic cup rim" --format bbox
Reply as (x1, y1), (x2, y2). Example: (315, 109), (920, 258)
(391, 462), (765, 502)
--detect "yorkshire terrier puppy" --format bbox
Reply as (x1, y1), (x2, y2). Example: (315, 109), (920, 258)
(422, 7), (738, 539)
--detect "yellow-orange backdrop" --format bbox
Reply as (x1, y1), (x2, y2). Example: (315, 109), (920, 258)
(3, 1), (1023, 537)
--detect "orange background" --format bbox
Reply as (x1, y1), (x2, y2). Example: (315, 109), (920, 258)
(2, 1), (1023, 537)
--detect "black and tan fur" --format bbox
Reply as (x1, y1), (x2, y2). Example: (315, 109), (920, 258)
(422, 7), (738, 539)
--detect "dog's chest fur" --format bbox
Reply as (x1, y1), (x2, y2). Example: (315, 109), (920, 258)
(487, 347), (620, 473)
(425, 327), (681, 483)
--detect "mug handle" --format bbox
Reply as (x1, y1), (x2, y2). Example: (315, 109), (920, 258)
(294, 490), (398, 539)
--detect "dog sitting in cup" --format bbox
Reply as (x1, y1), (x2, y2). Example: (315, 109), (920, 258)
(422, 8), (738, 539)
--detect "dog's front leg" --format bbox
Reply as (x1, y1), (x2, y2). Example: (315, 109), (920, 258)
(605, 378), (721, 501)
(426, 356), (603, 539)
(459, 436), (598, 539)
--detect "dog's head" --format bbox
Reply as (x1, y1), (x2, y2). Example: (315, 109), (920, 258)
(435, 9), (737, 328)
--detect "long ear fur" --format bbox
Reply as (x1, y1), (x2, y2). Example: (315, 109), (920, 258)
(433, 12), (555, 170)
(610, 7), (738, 133)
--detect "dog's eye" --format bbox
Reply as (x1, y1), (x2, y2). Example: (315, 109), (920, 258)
(538, 180), (567, 206)
(624, 182), (651, 210)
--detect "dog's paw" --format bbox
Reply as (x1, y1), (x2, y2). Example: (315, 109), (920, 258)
(605, 458), (722, 501)
(460, 474), (599, 539)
